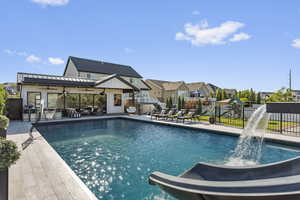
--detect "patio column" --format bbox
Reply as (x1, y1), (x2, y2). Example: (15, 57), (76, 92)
(132, 91), (135, 105)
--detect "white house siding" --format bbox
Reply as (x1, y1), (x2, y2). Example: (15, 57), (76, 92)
(64, 60), (79, 77)
(95, 78), (132, 90)
(106, 91), (124, 114)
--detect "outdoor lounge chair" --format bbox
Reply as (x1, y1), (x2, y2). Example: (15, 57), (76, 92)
(157, 109), (177, 120)
(149, 155), (300, 200)
(176, 110), (196, 123)
(151, 109), (168, 120)
(166, 110), (184, 121)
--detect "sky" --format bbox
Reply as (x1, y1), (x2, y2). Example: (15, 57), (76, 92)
(1, 0), (300, 92)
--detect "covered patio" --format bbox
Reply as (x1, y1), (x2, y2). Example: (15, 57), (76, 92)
(17, 73), (139, 121)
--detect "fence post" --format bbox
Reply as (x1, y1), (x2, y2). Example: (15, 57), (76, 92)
(242, 106), (245, 129)
(280, 113), (283, 133)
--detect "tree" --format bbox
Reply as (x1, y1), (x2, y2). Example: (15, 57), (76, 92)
(177, 96), (181, 110)
(215, 89), (222, 101)
(266, 88), (293, 102)
(0, 85), (7, 115)
(221, 89), (228, 100)
(196, 99), (202, 114)
(181, 97), (185, 109)
(166, 98), (169, 108)
(249, 88), (256, 103)
(169, 97), (173, 108)
(256, 92), (261, 104)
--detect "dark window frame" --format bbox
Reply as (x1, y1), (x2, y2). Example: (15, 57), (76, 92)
(27, 92), (41, 108)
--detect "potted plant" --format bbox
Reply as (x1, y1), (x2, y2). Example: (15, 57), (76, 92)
(0, 116), (20, 200)
(0, 115), (9, 138)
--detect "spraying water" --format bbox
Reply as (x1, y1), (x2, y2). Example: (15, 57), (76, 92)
(226, 105), (270, 166)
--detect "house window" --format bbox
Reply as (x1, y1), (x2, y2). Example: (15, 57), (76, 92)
(65, 93), (80, 109)
(27, 92), (41, 108)
(47, 93), (64, 109)
(114, 94), (122, 106)
(87, 73), (91, 79)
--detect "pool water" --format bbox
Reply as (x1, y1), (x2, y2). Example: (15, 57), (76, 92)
(37, 119), (300, 200)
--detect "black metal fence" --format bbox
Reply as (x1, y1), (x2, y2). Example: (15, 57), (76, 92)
(199, 103), (300, 136)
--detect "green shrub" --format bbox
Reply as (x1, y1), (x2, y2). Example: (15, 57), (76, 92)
(0, 85), (7, 115)
(0, 115), (9, 129)
(0, 138), (20, 169)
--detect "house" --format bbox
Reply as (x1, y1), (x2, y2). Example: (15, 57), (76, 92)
(17, 56), (151, 120)
(292, 90), (300, 101)
(146, 79), (222, 104)
(145, 79), (189, 103)
(260, 92), (274, 100)
(223, 88), (237, 98)
(186, 82), (210, 98)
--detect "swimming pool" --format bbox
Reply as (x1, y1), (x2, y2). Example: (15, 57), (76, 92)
(36, 118), (300, 200)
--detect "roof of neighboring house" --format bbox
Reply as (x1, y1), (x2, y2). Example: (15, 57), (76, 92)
(65, 56), (143, 78)
(145, 79), (170, 89)
(260, 91), (274, 95)
(224, 88), (237, 94)
(162, 81), (186, 91)
(186, 82), (205, 91)
(17, 72), (139, 90)
(206, 83), (220, 92)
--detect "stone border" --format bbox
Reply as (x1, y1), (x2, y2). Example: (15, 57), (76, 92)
(32, 129), (98, 200)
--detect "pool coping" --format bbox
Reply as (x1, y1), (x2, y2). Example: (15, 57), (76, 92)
(34, 129), (99, 200)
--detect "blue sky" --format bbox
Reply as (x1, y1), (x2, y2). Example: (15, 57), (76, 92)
(1, 0), (300, 91)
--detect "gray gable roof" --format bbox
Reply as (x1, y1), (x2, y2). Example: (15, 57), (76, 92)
(65, 56), (143, 78)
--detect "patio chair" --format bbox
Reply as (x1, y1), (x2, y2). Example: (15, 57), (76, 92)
(44, 109), (56, 120)
(151, 109), (168, 120)
(177, 110), (196, 123)
(157, 109), (177, 120)
(166, 110), (184, 121)
(66, 108), (81, 118)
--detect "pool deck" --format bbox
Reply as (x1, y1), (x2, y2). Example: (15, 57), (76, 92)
(7, 115), (300, 200)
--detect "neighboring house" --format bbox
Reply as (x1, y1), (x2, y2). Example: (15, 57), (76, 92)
(17, 56), (150, 119)
(146, 79), (220, 103)
(223, 88), (237, 98)
(145, 79), (189, 103)
(260, 92), (274, 100)
(206, 83), (220, 94)
(292, 90), (300, 101)
(186, 82), (211, 99)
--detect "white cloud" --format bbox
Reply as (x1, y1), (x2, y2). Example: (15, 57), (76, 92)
(3, 49), (28, 56)
(124, 48), (134, 54)
(31, 0), (69, 6)
(48, 57), (64, 65)
(229, 32), (251, 42)
(26, 55), (41, 63)
(3, 49), (15, 55)
(192, 10), (200, 15)
(291, 39), (300, 48)
(175, 20), (250, 46)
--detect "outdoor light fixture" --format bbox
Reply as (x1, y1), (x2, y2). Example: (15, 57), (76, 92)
(100, 89), (105, 95)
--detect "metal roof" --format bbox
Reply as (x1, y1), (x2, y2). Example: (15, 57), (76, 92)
(17, 72), (139, 90)
(65, 56), (143, 78)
